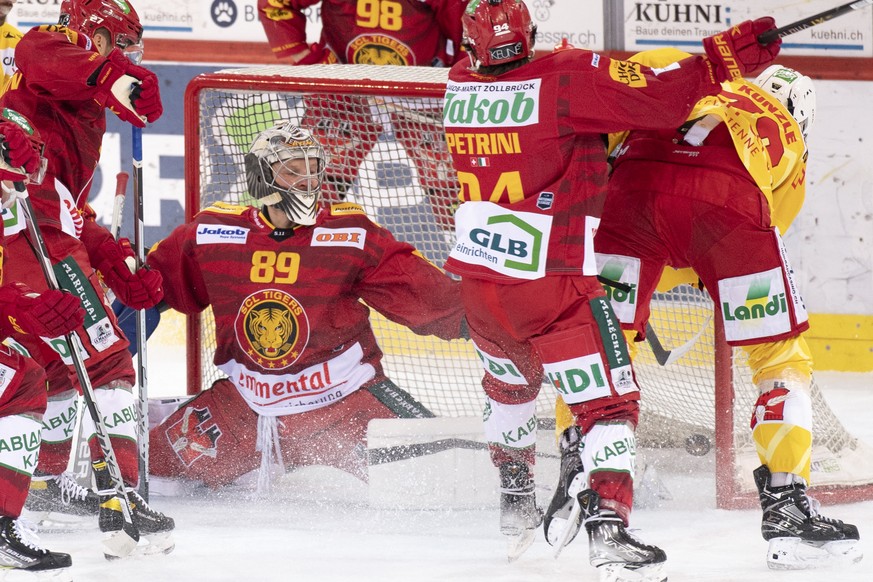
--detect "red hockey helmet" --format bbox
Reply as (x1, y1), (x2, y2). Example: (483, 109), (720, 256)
(59, 0), (144, 63)
(462, 0), (535, 69)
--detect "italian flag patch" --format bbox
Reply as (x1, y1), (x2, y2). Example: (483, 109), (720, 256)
(470, 157), (489, 167)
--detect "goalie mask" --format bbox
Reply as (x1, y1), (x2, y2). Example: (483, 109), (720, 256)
(60, 0), (144, 64)
(462, 0), (536, 70)
(754, 65), (816, 141)
(245, 123), (327, 226)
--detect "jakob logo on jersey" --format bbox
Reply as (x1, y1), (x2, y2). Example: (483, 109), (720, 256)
(236, 289), (310, 370)
(165, 406), (222, 467)
(196, 224), (250, 245)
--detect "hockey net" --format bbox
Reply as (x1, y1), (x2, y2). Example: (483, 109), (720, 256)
(184, 64), (873, 509)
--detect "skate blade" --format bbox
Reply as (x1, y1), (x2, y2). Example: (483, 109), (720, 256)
(104, 531), (176, 561)
(20, 509), (96, 533)
(0, 566), (73, 582)
(506, 528), (536, 562)
(766, 537), (863, 570)
(598, 562), (667, 582)
(548, 497), (582, 559)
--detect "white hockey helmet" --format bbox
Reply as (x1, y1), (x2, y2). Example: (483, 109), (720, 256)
(244, 123), (327, 226)
(754, 65), (816, 141)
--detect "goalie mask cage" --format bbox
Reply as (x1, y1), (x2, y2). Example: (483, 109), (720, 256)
(183, 64), (873, 510)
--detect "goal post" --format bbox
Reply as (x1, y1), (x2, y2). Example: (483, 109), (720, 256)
(183, 64), (873, 509)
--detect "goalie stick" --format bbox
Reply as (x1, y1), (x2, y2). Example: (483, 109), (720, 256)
(131, 126), (150, 502)
(758, 0), (873, 43)
(15, 182), (140, 558)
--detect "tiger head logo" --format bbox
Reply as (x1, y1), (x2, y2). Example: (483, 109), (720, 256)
(349, 35), (412, 66)
(235, 289), (309, 369)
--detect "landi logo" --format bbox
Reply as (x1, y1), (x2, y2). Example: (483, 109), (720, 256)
(723, 278), (787, 322)
(599, 259), (637, 306)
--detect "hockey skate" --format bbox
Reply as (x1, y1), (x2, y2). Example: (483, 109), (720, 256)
(498, 461), (543, 562)
(579, 489), (667, 582)
(0, 516), (72, 581)
(754, 465), (862, 570)
(24, 471), (100, 530)
(544, 426), (586, 557)
(94, 461), (176, 560)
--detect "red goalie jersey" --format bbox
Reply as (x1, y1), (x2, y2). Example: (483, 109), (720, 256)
(147, 201), (465, 416)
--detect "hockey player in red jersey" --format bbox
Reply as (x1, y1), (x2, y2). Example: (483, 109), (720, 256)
(147, 122), (466, 491)
(0, 0), (174, 548)
(258, 0), (467, 66)
(580, 50), (860, 569)
(0, 112), (83, 577)
(442, 0), (781, 571)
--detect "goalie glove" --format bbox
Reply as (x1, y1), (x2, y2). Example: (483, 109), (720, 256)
(89, 49), (163, 128)
(0, 284), (85, 338)
(93, 237), (164, 310)
(702, 18), (781, 83)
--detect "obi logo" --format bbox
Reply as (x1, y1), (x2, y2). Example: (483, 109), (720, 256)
(196, 224), (249, 244)
(469, 214), (543, 272)
(722, 278), (787, 322)
(311, 227), (366, 250)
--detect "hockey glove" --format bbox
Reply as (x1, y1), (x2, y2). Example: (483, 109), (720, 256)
(93, 237), (164, 310)
(0, 284), (85, 338)
(90, 49), (163, 128)
(0, 119), (43, 181)
(702, 18), (781, 83)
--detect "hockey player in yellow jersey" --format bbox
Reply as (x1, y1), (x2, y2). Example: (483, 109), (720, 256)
(548, 49), (861, 571)
(0, 0), (21, 93)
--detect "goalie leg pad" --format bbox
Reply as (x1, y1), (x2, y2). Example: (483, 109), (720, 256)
(149, 379), (258, 488)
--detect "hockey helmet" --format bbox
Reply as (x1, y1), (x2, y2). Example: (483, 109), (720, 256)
(245, 123), (327, 226)
(60, 0), (144, 64)
(754, 65), (816, 140)
(462, 0), (536, 70)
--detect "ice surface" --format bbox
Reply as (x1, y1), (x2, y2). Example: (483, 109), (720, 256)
(34, 341), (871, 582)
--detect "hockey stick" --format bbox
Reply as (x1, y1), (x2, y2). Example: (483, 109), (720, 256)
(15, 182), (139, 557)
(758, 0), (873, 43)
(131, 126), (150, 502)
(110, 171), (129, 240)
